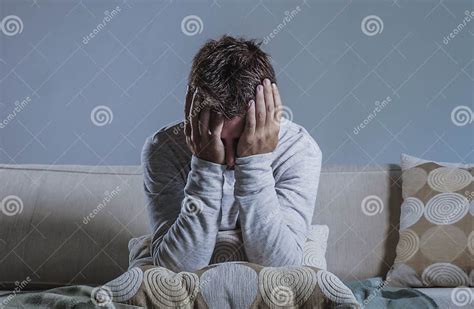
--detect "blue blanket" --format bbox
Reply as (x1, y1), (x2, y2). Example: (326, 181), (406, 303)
(3, 276), (438, 308)
(345, 277), (438, 309)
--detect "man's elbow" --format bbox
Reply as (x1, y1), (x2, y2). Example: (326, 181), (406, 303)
(151, 245), (208, 273)
(152, 247), (180, 272)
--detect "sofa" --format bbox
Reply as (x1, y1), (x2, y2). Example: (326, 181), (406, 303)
(0, 163), (467, 307)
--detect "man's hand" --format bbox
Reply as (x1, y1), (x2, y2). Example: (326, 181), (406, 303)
(185, 87), (226, 165)
(237, 79), (282, 158)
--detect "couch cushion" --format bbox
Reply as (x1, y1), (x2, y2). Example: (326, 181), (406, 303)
(387, 154), (472, 287)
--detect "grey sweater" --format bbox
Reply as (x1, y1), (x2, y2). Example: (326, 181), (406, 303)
(141, 121), (322, 273)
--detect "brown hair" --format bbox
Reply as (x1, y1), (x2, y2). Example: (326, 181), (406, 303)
(188, 35), (276, 118)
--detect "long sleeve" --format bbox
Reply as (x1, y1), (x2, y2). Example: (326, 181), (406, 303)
(141, 133), (226, 273)
(234, 133), (322, 267)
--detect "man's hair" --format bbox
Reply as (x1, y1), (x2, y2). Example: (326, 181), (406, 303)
(188, 35), (276, 118)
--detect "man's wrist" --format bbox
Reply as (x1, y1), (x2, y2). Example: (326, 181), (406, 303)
(235, 152), (273, 166)
(234, 152), (274, 195)
(185, 155), (226, 199)
(192, 155), (227, 172)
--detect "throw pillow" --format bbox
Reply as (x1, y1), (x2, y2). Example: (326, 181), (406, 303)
(386, 154), (473, 287)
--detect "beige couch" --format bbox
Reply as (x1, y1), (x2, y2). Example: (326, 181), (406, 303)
(0, 163), (402, 291)
(4, 163), (466, 307)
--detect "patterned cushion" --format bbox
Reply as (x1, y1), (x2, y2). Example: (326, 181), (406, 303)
(94, 262), (359, 308)
(387, 154), (473, 287)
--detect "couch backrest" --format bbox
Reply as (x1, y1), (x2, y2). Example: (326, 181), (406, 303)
(0, 163), (402, 289)
(313, 165), (402, 281)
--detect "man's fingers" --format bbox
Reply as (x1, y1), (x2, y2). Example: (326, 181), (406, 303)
(244, 100), (256, 135)
(209, 111), (224, 138)
(184, 85), (193, 137)
(185, 135), (195, 153)
(263, 79), (274, 123)
(199, 108), (210, 142)
(272, 83), (283, 122)
(189, 87), (200, 146)
(255, 84), (266, 129)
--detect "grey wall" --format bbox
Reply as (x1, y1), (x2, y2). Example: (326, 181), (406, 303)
(0, 0), (472, 166)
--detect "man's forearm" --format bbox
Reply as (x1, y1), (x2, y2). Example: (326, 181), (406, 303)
(234, 153), (316, 266)
(150, 155), (225, 272)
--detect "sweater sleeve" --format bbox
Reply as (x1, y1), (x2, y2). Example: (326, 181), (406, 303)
(141, 133), (225, 273)
(234, 134), (322, 267)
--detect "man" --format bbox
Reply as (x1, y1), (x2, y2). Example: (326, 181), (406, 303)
(142, 35), (322, 273)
